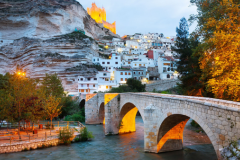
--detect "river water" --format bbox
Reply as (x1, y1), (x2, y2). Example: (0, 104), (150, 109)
(0, 117), (217, 160)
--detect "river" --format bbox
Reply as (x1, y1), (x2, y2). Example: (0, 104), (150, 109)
(0, 117), (218, 160)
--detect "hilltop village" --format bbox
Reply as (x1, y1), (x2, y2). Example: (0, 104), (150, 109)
(77, 32), (179, 94)
(74, 3), (179, 94)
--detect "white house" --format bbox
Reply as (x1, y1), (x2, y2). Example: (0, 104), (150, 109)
(77, 71), (119, 94)
(92, 53), (121, 72)
(126, 40), (140, 49)
(114, 69), (133, 84)
(112, 38), (124, 47)
(77, 75), (98, 94)
(158, 56), (179, 80)
(97, 71), (119, 92)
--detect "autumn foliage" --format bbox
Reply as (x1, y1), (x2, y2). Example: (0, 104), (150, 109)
(191, 0), (240, 101)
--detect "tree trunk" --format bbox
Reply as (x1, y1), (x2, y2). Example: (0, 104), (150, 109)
(51, 118), (52, 129)
(18, 121), (21, 139)
(32, 122), (34, 130)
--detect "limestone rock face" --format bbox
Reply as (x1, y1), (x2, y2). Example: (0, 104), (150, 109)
(0, 0), (118, 45)
(0, 0), (119, 92)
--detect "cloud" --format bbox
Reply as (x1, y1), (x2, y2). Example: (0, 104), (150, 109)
(78, 0), (198, 37)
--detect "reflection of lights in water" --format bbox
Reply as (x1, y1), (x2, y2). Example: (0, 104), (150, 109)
(157, 119), (189, 152)
(103, 117), (105, 124)
(119, 107), (138, 134)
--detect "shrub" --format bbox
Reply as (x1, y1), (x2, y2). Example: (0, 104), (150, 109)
(190, 120), (200, 128)
(45, 122), (54, 129)
(64, 110), (85, 122)
(58, 127), (74, 144)
(79, 127), (94, 141)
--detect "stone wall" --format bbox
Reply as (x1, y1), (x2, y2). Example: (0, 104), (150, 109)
(0, 138), (59, 154)
(145, 79), (180, 92)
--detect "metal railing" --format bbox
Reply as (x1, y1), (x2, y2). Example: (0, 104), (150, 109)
(0, 121), (85, 146)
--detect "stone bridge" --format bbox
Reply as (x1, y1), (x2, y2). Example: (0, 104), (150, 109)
(80, 92), (240, 160)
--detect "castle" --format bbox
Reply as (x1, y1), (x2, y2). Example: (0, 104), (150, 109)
(87, 3), (116, 34)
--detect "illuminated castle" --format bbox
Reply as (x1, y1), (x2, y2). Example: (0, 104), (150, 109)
(87, 3), (116, 34)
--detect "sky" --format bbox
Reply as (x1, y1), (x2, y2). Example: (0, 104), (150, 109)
(78, 0), (198, 37)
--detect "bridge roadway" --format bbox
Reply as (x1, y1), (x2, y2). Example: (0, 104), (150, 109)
(81, 92), (240, 160)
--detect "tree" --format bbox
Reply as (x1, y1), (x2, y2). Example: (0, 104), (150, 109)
(40, 73), (64, 98)
(107, 78), (146, 93)
(172, 18), (207, 96)
(190, 0), (240, 101)
(126, 78), (146, 92)
(44, 95), (62, 128)
(4, 74), (39, 139)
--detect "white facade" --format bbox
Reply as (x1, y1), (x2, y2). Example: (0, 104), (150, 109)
(77, 76), (98, 94)
(114, 70), (133, 84)
(77, 71), (119, 94)
(158, 56), (179, 80)
(126, 40), (139, 49)
(92, 53), (121, 71)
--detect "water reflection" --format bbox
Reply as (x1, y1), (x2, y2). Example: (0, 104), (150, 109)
(0, 117), (217, 160)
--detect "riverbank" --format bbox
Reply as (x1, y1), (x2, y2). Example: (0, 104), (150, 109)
(0, 117), (218, 160)
(0, 127), (81, 154)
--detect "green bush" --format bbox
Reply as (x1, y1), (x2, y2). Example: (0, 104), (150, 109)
(190, 120), (200, 128)
(79, 127), (94, 141)
(58, 127), (74, 144)
(64, 109), (85, 122)
(45, 122), (54, 129)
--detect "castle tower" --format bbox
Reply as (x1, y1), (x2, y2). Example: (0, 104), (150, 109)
(87, 3), (116, 34)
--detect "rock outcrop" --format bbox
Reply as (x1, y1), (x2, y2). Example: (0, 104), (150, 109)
(0, 0), (120, 92)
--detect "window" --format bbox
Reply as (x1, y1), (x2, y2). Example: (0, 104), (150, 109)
(102, 62), (105, 64)
(81, 84), (83, 87)
(88, 78), (91, 81)
(125, 78), (127, 81)
(94, 78), (97, 80)
(106, 86), (109, 89)
(93, 84), (95, 87)
(139, 64), (142, 67)
(78, 79), (79, 81)
(128, 62), (131, 64)
(87, 84), (89, 87)
(134, 72), (136, 74)
(99, 86), (101, 89)
(135, 64), (137, 66)
(125, 72), (127, 75)
(142, 72), (143, 75)
(139, 72), (141, 74)
(103, 73), (107, 76)
(86, 89), (89, 92)
(121, 72), (123, 75)
(134, 77), (137, 80)
(93, 59), (95, 61)
(80, 89), (84, 92)
(115, 57), (118, 59)
(110, 86), (112, 89)
(121, 78), (123, 81)
(107, 62), (110, 64)
(128, 72), (131, 75)
(115, 62), (118, 64)
(81, 78), (83, 81)
(97, 58), (99, 61)
(109, 67), (111, 69)
(144, 64), (145, 66)
(167, 74), (170, 78)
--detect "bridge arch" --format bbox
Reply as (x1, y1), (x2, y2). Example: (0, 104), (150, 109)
(156, 108), (218, 158)
(79, 99), (85, 110)
(119, 102), (143, 134)
(99, 102), (105, 124)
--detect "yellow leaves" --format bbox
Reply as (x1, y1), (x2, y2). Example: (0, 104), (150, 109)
(199, 0), (240, 101)
(44, 95), (62, 120)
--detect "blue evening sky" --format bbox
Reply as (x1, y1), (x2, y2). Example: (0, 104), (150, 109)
(78, 0), (198, 37)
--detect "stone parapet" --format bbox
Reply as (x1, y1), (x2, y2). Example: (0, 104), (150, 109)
(145, 80), (180, 92)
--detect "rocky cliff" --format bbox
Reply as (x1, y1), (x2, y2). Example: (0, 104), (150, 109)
(0, 0), (119, 93)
